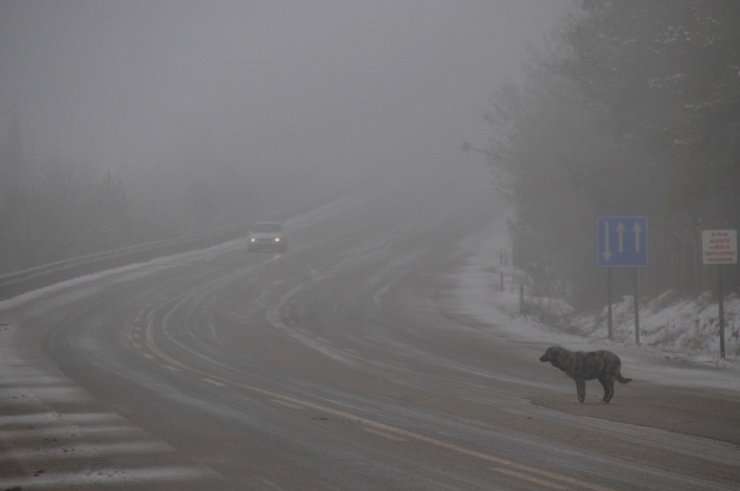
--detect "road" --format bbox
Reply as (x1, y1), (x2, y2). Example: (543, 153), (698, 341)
(2, 174), (739, 490)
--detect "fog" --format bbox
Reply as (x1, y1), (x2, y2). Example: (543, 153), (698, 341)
(1, 1), (567, 214)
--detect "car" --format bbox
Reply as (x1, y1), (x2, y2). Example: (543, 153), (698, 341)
(247, 221), (287, 253)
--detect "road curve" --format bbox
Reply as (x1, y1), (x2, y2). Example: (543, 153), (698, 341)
(2, 175), (739, 490)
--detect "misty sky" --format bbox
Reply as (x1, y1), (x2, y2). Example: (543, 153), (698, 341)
(1, 0), (569, 195)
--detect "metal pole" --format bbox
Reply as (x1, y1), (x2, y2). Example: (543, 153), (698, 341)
(519, 284), (524, 316)
(499, 252), (505, 292)
(607, 268), (613, 340)
(634, 268), (640, 346)
(718, 264), (726, 360)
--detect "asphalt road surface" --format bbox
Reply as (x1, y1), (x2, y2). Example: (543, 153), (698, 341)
(2, 176), (739, 490)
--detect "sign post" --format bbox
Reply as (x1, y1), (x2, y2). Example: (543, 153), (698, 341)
(598, 216), (648, 344)
(702, 229), (737, 359)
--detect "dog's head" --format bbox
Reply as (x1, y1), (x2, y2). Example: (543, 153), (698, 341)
(539, 346), (560, 363)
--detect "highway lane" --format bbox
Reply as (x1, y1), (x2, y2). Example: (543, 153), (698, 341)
(2, 177), (739, 490)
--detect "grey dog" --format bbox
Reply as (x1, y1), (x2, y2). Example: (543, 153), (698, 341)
(539, 346), (631, 403)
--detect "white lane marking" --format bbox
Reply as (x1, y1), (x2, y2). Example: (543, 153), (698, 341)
(0, 412), (119, 426)
(1, 411), (217, 489)
(1, 441), (172, 461)
(0, 424), (144, 441)
(0, 385), (95, 402)
(264, 284), (359, 367)
(1, 466), (213, 490)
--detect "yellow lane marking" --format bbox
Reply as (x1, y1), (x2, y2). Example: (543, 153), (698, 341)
(272, 399), (306, 410)
(492, 467), (567, 490)
(203, 378), (227, 387)
(362, 427), (408, 442)
(141, 309), (613, 491)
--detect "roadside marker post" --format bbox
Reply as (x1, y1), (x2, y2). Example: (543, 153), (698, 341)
(702, 229), (737, 359)
(597, 217), (648, 344)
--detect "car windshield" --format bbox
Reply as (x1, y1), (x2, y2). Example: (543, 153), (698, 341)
(252, 223), (283, 233)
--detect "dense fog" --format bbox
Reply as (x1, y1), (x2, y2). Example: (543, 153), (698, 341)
(0, 0), (565, 264)
(6, 1), (736, 307)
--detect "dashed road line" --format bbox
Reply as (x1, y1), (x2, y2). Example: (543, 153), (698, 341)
(362, 427), (409, 442)
(137, 308), (615, 491)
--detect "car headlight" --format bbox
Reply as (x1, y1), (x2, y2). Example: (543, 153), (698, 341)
(274, 237), (281, 242)
(249, 237), (256, 243)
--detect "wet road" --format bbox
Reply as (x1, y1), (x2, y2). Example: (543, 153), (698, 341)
(2, 176), (739, 490)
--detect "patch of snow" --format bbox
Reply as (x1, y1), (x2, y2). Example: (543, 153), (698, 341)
(452, 219), (740, 392)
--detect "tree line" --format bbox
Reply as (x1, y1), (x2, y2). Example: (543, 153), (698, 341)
(0, 114), (121, 272)
(0, 112), (253, 275)
(486, 0), (739, 308)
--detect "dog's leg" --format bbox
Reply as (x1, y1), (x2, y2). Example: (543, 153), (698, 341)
(575, 378), (586, 403)
(607, 376), (616, 402)
(599, 376), (614, 403)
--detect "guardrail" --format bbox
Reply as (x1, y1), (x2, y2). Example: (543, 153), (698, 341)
(0, 223), (250, 302)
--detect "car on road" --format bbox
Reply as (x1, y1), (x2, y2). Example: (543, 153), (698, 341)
(247, 221), (287, 253)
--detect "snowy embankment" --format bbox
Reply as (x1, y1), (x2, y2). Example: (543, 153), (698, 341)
(452, 220), (740, 392)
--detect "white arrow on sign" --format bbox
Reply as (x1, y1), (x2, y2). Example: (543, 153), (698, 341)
(602, 220), (612, 262)
(598, 216), (648, 267)
(633, 222), (642, 253)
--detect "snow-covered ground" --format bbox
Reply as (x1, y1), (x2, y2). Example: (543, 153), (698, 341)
(452, 220), (740, 392)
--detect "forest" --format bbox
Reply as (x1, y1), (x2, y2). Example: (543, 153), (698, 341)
(486, 0), (739, 307)
(0, 110), (259, 274)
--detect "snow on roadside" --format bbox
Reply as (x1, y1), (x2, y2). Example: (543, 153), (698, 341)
(0, 237), (249, 312)
(0, 185), (383, 313)
(452, 220), (740, 392)
(571, 291), (740, 363)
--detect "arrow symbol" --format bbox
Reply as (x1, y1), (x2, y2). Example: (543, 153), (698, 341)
(633, 222), (642, 253)
(602, 221), (612, 262)
(617, 222), (625, 253)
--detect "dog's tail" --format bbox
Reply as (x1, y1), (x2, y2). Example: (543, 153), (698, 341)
(615, 359), (632, 384)
(617, 372), (632, 384)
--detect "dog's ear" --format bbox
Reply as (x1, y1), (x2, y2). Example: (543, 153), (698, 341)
(541, 347), (554, 362)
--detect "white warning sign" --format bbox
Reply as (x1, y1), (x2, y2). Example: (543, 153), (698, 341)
(702, 230), (737, 265)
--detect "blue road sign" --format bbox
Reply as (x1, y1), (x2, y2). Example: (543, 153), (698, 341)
(597, 216), (648, 267)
